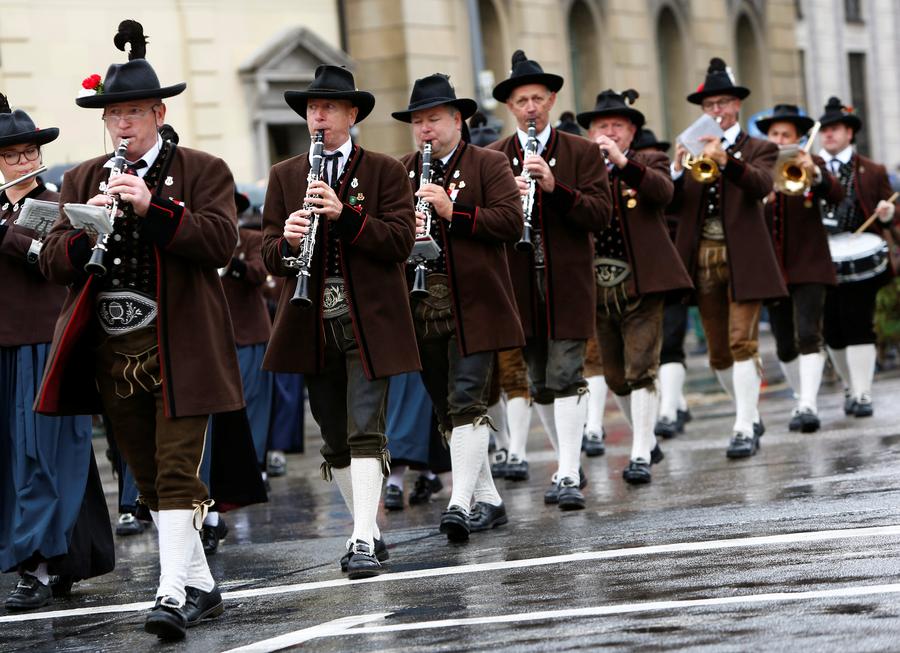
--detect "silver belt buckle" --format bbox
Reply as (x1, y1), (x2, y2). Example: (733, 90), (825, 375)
(96, 291), (158, 336)
(322, 277), (350, 319)
(594, 257), (631, 287)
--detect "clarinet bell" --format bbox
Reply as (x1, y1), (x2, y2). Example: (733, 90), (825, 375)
(410, 264), (429, 299)
(515, 225), (534, 252)
(290, 273), (313, 308)
(85, 248), (108, 276)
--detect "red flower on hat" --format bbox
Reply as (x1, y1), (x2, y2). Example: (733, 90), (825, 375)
(845, 105), (855, 113)
(696, 83), (704, 92)
(81, 74), (103, 93)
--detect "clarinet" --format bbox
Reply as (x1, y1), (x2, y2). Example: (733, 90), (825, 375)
(85, 139), (129, 276)
(515, 119), (538, 252)
(410, 141), (434, 299)
(284, 130), (325, 308)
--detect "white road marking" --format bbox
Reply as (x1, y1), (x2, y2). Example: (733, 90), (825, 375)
(220, 613), (390, 652)
(2, 523), (899, 624)
(305, 583), (900, 639)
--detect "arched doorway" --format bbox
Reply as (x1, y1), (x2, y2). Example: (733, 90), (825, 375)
(656, 6), (690, 142)
(735, 12), (766, 121)
(568, 0), (601, 115)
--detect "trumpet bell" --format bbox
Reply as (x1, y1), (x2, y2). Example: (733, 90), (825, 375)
(683, 154), (720, 184)
(773, 146), (811, 196)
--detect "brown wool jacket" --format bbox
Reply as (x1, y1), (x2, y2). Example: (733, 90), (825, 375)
(767, 155), (842, 286)
(400, 140), (525, 355)
(221, 227), (272, 346)
(603, 150), (693, 296)
(489, 128), (612, 340)
(0, 185), (67, 346)
(35, 146), (244, 418)
(261, 145), (421, 379)
(672, 131), (788, 302)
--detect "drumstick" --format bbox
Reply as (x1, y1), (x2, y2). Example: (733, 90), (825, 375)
(854, 191), (899, 235)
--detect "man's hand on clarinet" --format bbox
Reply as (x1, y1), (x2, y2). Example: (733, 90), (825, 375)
(305, 180), (343, 221)
(284, 211), (311, 249)
(523, 154), (555, 193)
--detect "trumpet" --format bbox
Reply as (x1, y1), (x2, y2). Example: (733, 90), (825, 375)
(774, 121), (821, 196)
(409, 141), (440, 299)
(283, 130), (325, 308)
(516, 118), (538, 252)
(681, 116), (722, 184)
(85, 139), (129, 276)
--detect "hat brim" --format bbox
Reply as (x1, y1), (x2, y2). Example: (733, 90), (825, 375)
(492, 73), (564, 103)
(0, 127), (59, 149)
(576, 107), (645, 130)
(234, 192), (251, 215)
(284, 90), (375, 124)
(687, 86), (750, 105)
(755, 115), (815, 136)
(637, 139), (671, 152)
(76, 83), (187, 108)
(819, 114), (863, 133)
(391, 98), (478, 123)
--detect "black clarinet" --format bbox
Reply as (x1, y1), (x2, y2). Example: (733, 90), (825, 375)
(85, 139), (129, 276)
(515, 119), (538, 252)
(284, 130), (325, 307)
(410, 141), (434, 299)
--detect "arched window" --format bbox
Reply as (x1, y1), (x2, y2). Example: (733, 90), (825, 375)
(735, 12), (765, 121)
(568, 0), (601, 114)
(656, 6), (689, 141)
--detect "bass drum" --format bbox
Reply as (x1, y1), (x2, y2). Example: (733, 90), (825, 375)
(827, 232), (889, 283)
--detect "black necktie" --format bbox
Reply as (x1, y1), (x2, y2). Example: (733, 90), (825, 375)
(324, 152), (342, 189)
(125, 159), (147, 176)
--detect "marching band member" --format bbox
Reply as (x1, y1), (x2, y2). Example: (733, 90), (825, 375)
(579, 89), (692, 483)
(489, 50), (611, 510)
(36, 21), (236, 638)
(393, 74), (524, 541)
(261, 65), (418, 577)
(816, 97), (900, 418)
(670, 58), (786, 458)
(1, 95), (114, 611)
(756, 105), (842, 432)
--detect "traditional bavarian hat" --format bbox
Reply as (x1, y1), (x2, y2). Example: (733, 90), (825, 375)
(491, 50), (564, 103)
(632, 128), (671, 153)
(284, 65), (375, 123)
(76, 20), (186, 108)
(391, 73), (477, 122)
(687, 57), (750, 105)
(0, 93), (59, 148)
(817, 96), (862, 132)
(576, 89), (645, 130)
(755, 104), (815, 135)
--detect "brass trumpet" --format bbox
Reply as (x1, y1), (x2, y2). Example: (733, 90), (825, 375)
(682, 153), (720, 184)
(774, 121), (821, 196)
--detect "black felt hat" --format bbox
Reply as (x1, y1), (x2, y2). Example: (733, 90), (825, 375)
(391, 74), (477, 122)
(234, 190), (250, 215)
(0, 94), (59, 148)
(492, 50), (564, 103)
(632, 128), (670, 153)
(76, 20), (186, 108)
(469, 112), (499, 146)
(687, 58), (750, 105)
(755, 104), (815, 135)
(284, 65), (375, 123)
(817, 96), (862, 133)
(576, 89), (645, 130)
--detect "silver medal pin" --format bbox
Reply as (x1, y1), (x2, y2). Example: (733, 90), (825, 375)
(351, 177), (359, 188)
(453, 170), (460, 179)
(164, 176), (174, 186)
(549, 157), (556, 167)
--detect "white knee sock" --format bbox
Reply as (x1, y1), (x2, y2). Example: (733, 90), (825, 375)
(799, 352), (826, 413)
(554, 394), (587, 483)
(630, 386), (659, 462)
(585, 375), (608, 434)
(613, 393), (632, 428)
(658, 363), (685, 422)
(827, 346), (850, 391)
(487, 399), (510, 450)
(448, 422), (490, 512)
(387, 464), (406, 490)
(733, 360), (760, 437)
(472, 452), (503, 507)
(349, 458), (384, 549)
(846, 344), (877, 399)
(156, 509), (195, 606)
(506, 396), (531, 461)
(778, 357), (801, 399)
(29, 563), (49, 585)
(334, 465), (380, 540)
(203, 510), (219, 528)
(714, 366), (735, 399)
(534, 402), (558, 452)
(184, 528), (215, 592)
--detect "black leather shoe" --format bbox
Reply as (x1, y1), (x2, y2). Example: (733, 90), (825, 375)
(409, 474), (442, 505)
(116, 512), (145, 536)
(650, 444), (664, 465)
(504, 458), (529, 481)
(201, 519), (228, 556)
(439, 505), (470, 542)
(798, 408), (821, 433)
(726, 433), (759, 459)
(843, 391), (856, 416)
(788, 409), (803, 432)
(753, 419), (766, 438)
(557, 478), (585, 511)
(622, 460), (652, 484)
(583, 430), (606, 456)
(384, 484), (404, 511)
(340, 537), (389, 572)
(579, 466), (588, 489)
(49, 575), (74, 598)
(676, 408), (692, 430)
(266, 450), (287, 477)
(347, 540), (382, 579)
(854, 394), (873, 418)
(4, 575), (52, 611)
(544, 479), (560, 505)
(654, 417), (679, 439)
(144, 597), (187, 640)
(184, 585), (224, 627)
(490, 449), (508, 478)
(469, 502), (508, 532)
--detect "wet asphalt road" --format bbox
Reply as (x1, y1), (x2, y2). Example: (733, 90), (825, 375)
(3, 337), (900, 652)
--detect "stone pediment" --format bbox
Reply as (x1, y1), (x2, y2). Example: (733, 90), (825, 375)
(240, 27), (352, 86)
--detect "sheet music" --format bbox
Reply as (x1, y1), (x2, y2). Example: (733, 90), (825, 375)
(677, 114), (725, 157)
(14, 198), (60, 240)
(63, 203), (113, 237)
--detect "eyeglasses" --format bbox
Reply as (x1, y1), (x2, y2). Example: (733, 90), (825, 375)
(0, 146), (40, 165)
(101, 105), (160, 124)
(701, 98), (736, 111)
